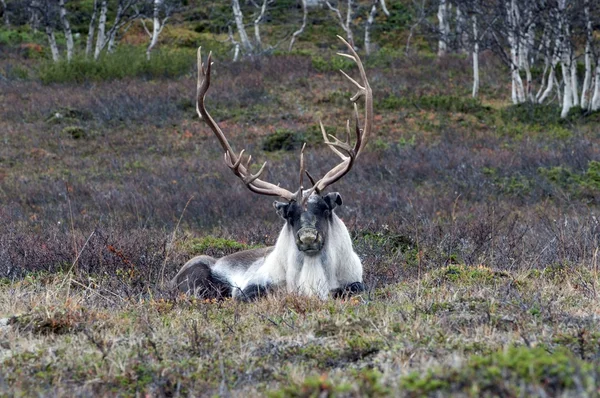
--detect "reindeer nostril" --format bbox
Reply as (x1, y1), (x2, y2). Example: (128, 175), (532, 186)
(298, 229), (318, 245)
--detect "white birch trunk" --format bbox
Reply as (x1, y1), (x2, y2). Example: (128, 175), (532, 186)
(507, 1), (525, 103)
(289, 0), (308, 51)
(232, 0), (253, 53)
(85, 0), (98, 57)
(253, 0), (268, 52)
(379, 0), (389, 16)
(472, 14), (479, 98)
(325, 0), (354, 46)
(106, 1), (125, 54)
(228, 26), (240, 62)
(437, 0), (448, 56)
(570, 58), (579, 107)
(565, 22), (579, 107)
(146, 0), (163, 60)
(58, 0), (74, 62)
(45, 25), (60, 62)
(561, 58), (573, 117)
(364, 1), (377, 56)
(591, 63), (600, 111)
(536, 27), (551, 102)
(581, 0), (592, 109)
(538, 18), (561, 104)
(345, 0), (354, 45)
(94, 0), (108, 59)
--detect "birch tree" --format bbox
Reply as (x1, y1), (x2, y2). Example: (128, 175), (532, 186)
(58, 0), (74, 61)
(94, 0), (141, 59)
(141, 0), (177, 60)
(365, 0), (390, 56)
(232, 0), (253, 53)
(29, 1), (60, 62)
(289, 0), (308, 51)
(93, 0), (108, 59)
(85, 0), (98, 57)
(471, 12), (479, 98)
(437, 0), (449, 56)
(325, 0), (354, 46)
(581, 0), (593, 109)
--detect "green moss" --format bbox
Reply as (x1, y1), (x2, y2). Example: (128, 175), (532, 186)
(62, 126), (87, 140)
(184, 236), (258, 255)
(538, 161), (600, 197)
(400, 346), (593, 396)
(426, 265), (509, 286)
(268, 374), (351, 398)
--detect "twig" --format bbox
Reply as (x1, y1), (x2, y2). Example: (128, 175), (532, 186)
(160, 195), (194, 287)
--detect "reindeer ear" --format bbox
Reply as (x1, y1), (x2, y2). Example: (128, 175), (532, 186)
(323, 192), (342, 210)
(273, 201), (290, 219)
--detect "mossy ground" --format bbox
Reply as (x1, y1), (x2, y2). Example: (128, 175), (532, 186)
(2, 266), (599, 396)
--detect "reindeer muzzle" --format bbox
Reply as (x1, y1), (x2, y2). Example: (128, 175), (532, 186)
(296, 227), (323, 254)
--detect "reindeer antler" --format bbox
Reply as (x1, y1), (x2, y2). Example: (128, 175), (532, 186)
(196, 48), (298, 201)
(305, 35), (373, 196)
(196, 35), (373, 203)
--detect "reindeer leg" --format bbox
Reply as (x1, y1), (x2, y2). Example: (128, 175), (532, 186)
(331, 282), (367, 299)
(237, 283), (274, 302)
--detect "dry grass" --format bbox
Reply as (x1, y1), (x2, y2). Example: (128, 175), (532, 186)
(1, 266), (599, 396)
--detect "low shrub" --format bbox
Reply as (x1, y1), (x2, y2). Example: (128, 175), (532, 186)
(380, 94), (490, 115)
(38, 47), (195, 84)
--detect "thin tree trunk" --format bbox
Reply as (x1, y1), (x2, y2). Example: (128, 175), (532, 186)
(86, 0), (98, 57)
(507, 1), (525, 103)
(571, 58), (579, 107)
(565, 23), (579, 107)
(538, 17), (561, 104)
(107, 1), (125, 53)
(228, 25), (240, 61)
(581, 0), (592, 109)
(591, 62), (600, 111)
(472, 14), (479, 98)
(45, 25), (60, 62)
(364, 1), (377, 56)
(325, 0), (354, 46)
(437, 0), (448, 56)
(58, 0), (74, 61)
(94, 0), (108, 59)
(253, 0), (269, 52)
(232, 0), (253, 53)
(146, 0), (163, 60)
(561, 57), (573, 117)
(289, 0), (307, 51)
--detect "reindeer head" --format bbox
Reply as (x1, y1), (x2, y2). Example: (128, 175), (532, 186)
(196, 36), (372, 256)
(274, 192), (342, 255)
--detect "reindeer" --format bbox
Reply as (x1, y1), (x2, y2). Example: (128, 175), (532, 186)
(171, 36), (373, 301)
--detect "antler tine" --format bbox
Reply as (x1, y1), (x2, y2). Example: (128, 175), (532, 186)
(305, 170), (317, 188)
(320, 121), (346, 160)
(196, 47), (296, 201)
(311, 35), (371, 195)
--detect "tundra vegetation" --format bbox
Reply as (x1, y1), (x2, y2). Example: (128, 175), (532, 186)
(1, 0), (600, 396)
